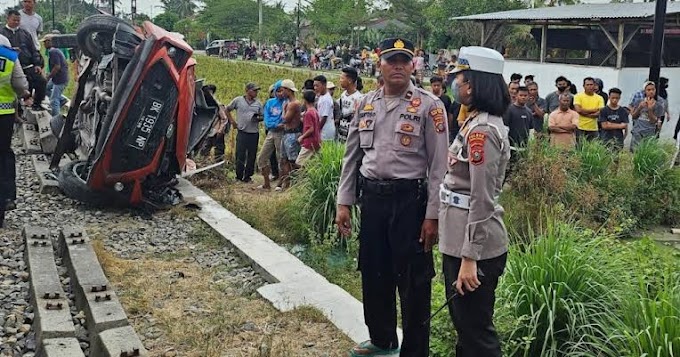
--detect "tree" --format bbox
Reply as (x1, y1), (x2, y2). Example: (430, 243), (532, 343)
(305, 0), (371, 44)
(160, 0), (197, 19)
(153, 12), (180, 31)
(382, 0), (433, 49)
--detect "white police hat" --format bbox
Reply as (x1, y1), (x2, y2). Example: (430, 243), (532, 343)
(450, 46), (504, 75)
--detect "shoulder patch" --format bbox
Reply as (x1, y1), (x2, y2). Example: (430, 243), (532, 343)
(468, 132), (486, 165)
(430, 107), (446, 133)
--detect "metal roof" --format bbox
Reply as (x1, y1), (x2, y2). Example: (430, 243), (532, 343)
(453, 2), (680, 22)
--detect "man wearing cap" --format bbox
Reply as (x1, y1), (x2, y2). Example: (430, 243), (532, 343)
(335, 37), (448, 357)
(226, 82), (262, 183)
(440, 46), (511, 357)
(0, 33), (32, 228)
(42, 34), (68, 121)
(256, 79), (291, 189)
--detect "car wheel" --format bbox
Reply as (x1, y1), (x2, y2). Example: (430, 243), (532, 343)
(58, 160), (116, 206)
(76, 15), (137, 59)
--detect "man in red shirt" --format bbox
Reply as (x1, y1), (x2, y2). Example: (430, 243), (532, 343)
(296, 90), (321, 167)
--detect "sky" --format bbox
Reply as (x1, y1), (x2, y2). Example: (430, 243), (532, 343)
(0, 0), (618, 20)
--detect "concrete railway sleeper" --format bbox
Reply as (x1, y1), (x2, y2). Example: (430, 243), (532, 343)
(22, 226), (146, 357)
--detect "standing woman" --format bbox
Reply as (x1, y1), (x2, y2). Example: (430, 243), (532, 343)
(439, 46), (511, 357)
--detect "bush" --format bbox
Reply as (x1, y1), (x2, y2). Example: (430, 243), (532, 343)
(505, 137), (680, 238)
(615, 274), (680, 357)
(290, 142), (360, 242)
(498, 222), (627, 356)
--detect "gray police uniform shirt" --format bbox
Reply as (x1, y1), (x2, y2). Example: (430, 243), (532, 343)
(227, 96), (262, 134)
(439, 112), (510, 261)
(336, 83), (449, 219)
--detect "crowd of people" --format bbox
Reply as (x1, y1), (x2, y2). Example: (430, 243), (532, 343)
(197, 66), (365, 191)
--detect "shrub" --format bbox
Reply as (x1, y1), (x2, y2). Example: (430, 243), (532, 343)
(499, 222), (626, 357)
(291, 142), (360, 242)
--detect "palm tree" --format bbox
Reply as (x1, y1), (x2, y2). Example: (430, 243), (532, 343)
(160, 0), (197, 18)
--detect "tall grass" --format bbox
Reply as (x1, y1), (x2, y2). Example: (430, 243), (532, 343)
(290, 142), (360, 242)
(499, 222), (627, 357)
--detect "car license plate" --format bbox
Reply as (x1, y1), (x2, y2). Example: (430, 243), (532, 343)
(128, 98), (164, 151)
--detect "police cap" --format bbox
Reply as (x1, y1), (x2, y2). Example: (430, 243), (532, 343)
(450, 46), (504, 75)
(379, 38), (414, 60)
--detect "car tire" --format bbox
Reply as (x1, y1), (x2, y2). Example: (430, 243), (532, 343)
(58, 160), (115, 206)
(76, 15), (137, 59)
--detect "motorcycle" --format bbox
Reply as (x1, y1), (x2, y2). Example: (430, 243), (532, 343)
(52, 15), (217, 208)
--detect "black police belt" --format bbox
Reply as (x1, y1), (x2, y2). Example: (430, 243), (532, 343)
(359, 174), (424, 196)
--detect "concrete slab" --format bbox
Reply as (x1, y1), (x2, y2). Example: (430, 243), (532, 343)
(35, 110), (57, 154)
(58, 227), (109, 294)
(23, 108), (39, 125)
(21, 123), (42, 154)
(176, 179), (405, 344)
(81, 291), (129, 333)
(23, 227), (76, 342)
(39, 338), (85, 357)
(90, 326), (148, 357)
(31, 154), (71, 195)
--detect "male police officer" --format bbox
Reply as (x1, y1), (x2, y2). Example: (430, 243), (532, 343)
(335, 38), (448, 357)
(0, 34), (31, 228)
(440, 46), (511, 356)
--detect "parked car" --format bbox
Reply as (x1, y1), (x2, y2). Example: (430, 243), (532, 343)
(205, 39), (239, 57)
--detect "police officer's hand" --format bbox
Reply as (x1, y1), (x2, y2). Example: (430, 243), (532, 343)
(419, 219), (438, 252)
(456, 257), (481, 296)
(335, 205), (352, 238)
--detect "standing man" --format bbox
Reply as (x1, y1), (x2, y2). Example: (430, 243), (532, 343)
(313, 75), (335, 142)
(338, 67), (364, 143)
(507, 81), (519, 103)
(335, 37), (448, 357)
(545, 76), (572, 113)
(42, 35), (68, 120)
(573, 77), (604, 142)
(629, 81), (665, 151)
(503, 86), (533, 149)
(598, 87), (629, 150)
(226, 82), (262, 183)
(548, 94), (579, 149)
(19, 0), (42, 51)
(0, 10), (46, 111)
(256, 80), (285, 189)
(0, 34), (31, 228)
(440, 46), (511, 357)
(526, 82), (546, 133)
(278, 80), (301, 190)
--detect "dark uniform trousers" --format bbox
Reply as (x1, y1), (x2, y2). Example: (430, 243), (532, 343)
(442, 253), (507, 357)
(358, 177), (434, 357)
(25, 69), (47, 106)
(234, 130), (258, 180)
(0, 114), (16, 227)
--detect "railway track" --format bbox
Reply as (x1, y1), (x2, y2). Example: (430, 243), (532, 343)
(23, 226), (146, 357)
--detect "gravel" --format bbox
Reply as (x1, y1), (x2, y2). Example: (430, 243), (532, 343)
(1, 135), (266, 356)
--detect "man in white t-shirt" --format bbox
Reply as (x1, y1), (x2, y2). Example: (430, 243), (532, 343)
(314, 75), (335, 141)
(337, 66), (364, 142)
(19, 0), (43, 51)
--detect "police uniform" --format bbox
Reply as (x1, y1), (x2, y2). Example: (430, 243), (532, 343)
(438, 47), (510, 357)
(0, 34), (29, 228)
(336, 38), (448, 356)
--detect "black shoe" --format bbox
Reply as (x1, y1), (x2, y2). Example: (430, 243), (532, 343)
(3, 200), (16, 211)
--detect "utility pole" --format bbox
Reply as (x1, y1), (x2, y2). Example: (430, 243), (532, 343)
(296, 0), (300, 47)
(111, 0), (115, 16)
(258, 0), (262, 47)
(648, 0), (667, 86)
(131, 0), (136, 21)
(51, 0), (55, 29)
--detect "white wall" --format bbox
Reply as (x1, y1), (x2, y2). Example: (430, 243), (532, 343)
(504, 60), (679, 140)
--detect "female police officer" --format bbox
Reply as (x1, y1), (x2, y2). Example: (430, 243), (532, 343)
(438, 46), (511, 357)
